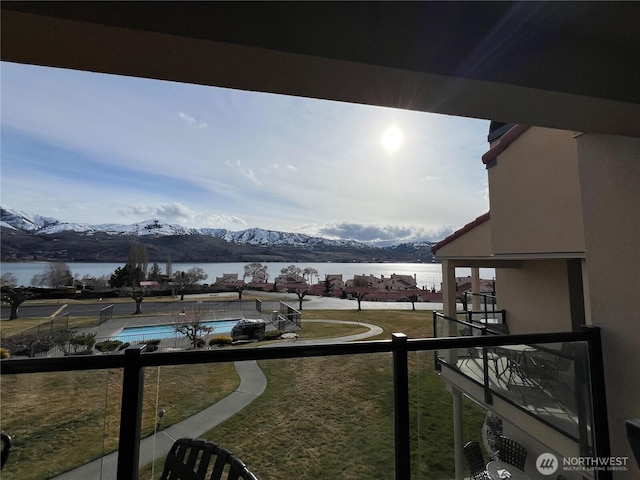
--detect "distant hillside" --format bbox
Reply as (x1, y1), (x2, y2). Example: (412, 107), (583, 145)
(0, 207), (437, 263)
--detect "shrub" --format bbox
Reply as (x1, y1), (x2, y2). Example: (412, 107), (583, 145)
(208, 335), (233, 346)
(4, 333), (55, 357)
(118, 342), (130, 351)
(53, 330), (96, 355)
(95, 340), (124, 353)
(0, 347), (10, 359)
(195, 337), (206, 348)
(264, 330), (285, 341)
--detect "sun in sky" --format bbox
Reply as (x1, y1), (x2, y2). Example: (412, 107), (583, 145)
(380, 125), (405, 153)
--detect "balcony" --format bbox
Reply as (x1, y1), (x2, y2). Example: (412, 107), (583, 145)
(1, 325), (610, 480)
(434, 312), (610, 475)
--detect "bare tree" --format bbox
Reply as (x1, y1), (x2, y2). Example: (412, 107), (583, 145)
(174, 307), (212, 348)
(407, 293), (419, 311)
(1, 286), (36, 320)
(350, 291), (368, 312)
(130, 288), (146, 315)
(128, 244), (149, 278)
(280, 265), (302, 276)
(31, 262), (73, 288)
(244, 263), (269, 282)
(118, 287), (146, 314)
(303, 267), (319, 284)
(173, 267), (208, 287)
(0, 272), (18, 287)
(290, 288), (309, 310)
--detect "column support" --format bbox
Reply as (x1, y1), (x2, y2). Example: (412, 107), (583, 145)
(452, 386), (464, 480)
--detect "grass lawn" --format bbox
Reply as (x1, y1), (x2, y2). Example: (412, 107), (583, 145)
(1, 308), (486, 480)
(139, 310), (486, 480)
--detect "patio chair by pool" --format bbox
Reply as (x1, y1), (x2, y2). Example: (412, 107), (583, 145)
(161, 437), (259, 480)
(463, 441), (490, 480)
(496, 435), (527, 471)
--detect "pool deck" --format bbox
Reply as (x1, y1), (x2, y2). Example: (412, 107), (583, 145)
(88, 310), (273, 340)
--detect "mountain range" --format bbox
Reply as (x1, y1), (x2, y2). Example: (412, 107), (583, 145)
(1, 207), (437, 264)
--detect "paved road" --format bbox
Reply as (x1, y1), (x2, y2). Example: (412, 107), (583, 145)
(2, 293), (444, 330)
(50, 319), (383, 480)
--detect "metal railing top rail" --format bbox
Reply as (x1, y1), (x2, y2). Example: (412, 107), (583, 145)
(437, 311), (507, 335)
(465, 292), (496, 300)
(0, 327), (610, 480)
(1, 329), (593, 376)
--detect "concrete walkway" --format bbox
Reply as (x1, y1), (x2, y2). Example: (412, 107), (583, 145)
(52, 320), (382, 480)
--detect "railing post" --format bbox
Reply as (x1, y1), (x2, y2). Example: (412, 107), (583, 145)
(117, 345), (146, 480)
(392, 333), (411, 480)
(481, 326), (492, 404)
(433, 312), (441, 371)
(582, 325), (612, 480)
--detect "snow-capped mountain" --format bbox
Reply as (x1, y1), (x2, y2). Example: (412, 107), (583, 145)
(0, 207), (364, 248)
(0, 207), (61, 232)
(1, 207), (437, 263)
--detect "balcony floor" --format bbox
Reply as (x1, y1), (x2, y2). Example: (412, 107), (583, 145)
(454, 354), (580, 439)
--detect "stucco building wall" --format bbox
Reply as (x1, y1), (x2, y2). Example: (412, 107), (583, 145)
(577, 133), (640, 467)
(495, 259), (572, 334)
(489, 128), (585, 255)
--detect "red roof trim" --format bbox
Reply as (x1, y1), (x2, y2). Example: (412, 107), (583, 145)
(481, 124), (529, 164)
(431, 212), (490, 253)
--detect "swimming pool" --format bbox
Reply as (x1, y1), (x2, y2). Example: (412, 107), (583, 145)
(113, 319), (240, 343)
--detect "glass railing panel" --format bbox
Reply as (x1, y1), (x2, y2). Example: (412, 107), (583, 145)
(413, 349), (488, 479)
(467, 310), (505, 327)
(433, 313), (483, 369)
(137, 353), (396, 480)
(485, 341), (591, 446)
(0, 369), (118, 480)
(133, 361), (241, 480)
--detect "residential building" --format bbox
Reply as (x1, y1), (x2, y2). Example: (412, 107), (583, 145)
(432, 123), (639, 479)
(214, 273), (239, 285)
(323, 274), (345, 290)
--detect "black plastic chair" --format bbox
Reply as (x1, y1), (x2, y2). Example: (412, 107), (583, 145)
(463, 441), (489, 480)
(496, 435), (527, 471)
(1, 432), (11, 471)
(160, 437), (258, 480)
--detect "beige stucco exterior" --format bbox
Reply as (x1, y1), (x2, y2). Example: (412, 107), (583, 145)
(433, 217), (493, 259)
(434, 126), (640, 479)
(489, 128), (586, 256)
(495, 259), (572, 334)
(576, 133), (640, 470)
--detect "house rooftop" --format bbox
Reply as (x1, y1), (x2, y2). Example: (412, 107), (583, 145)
(431, 212), (490, 253)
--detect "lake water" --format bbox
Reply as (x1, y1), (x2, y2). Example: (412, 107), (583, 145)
(1, 261), (495, 290)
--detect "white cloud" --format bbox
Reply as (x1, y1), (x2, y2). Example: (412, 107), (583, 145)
(204, 214), (247, 227)
(316, 222), (456, 243)
(178, 112), (207, 129)
(286, 164), (298, 172)
(226, 159), (260, 184)
(119, 202), (197, 222)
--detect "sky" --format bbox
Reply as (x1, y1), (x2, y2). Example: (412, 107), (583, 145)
(1, 61), (490, 244)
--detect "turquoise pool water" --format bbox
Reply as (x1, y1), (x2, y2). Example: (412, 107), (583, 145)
(114, 319), (240, 342)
